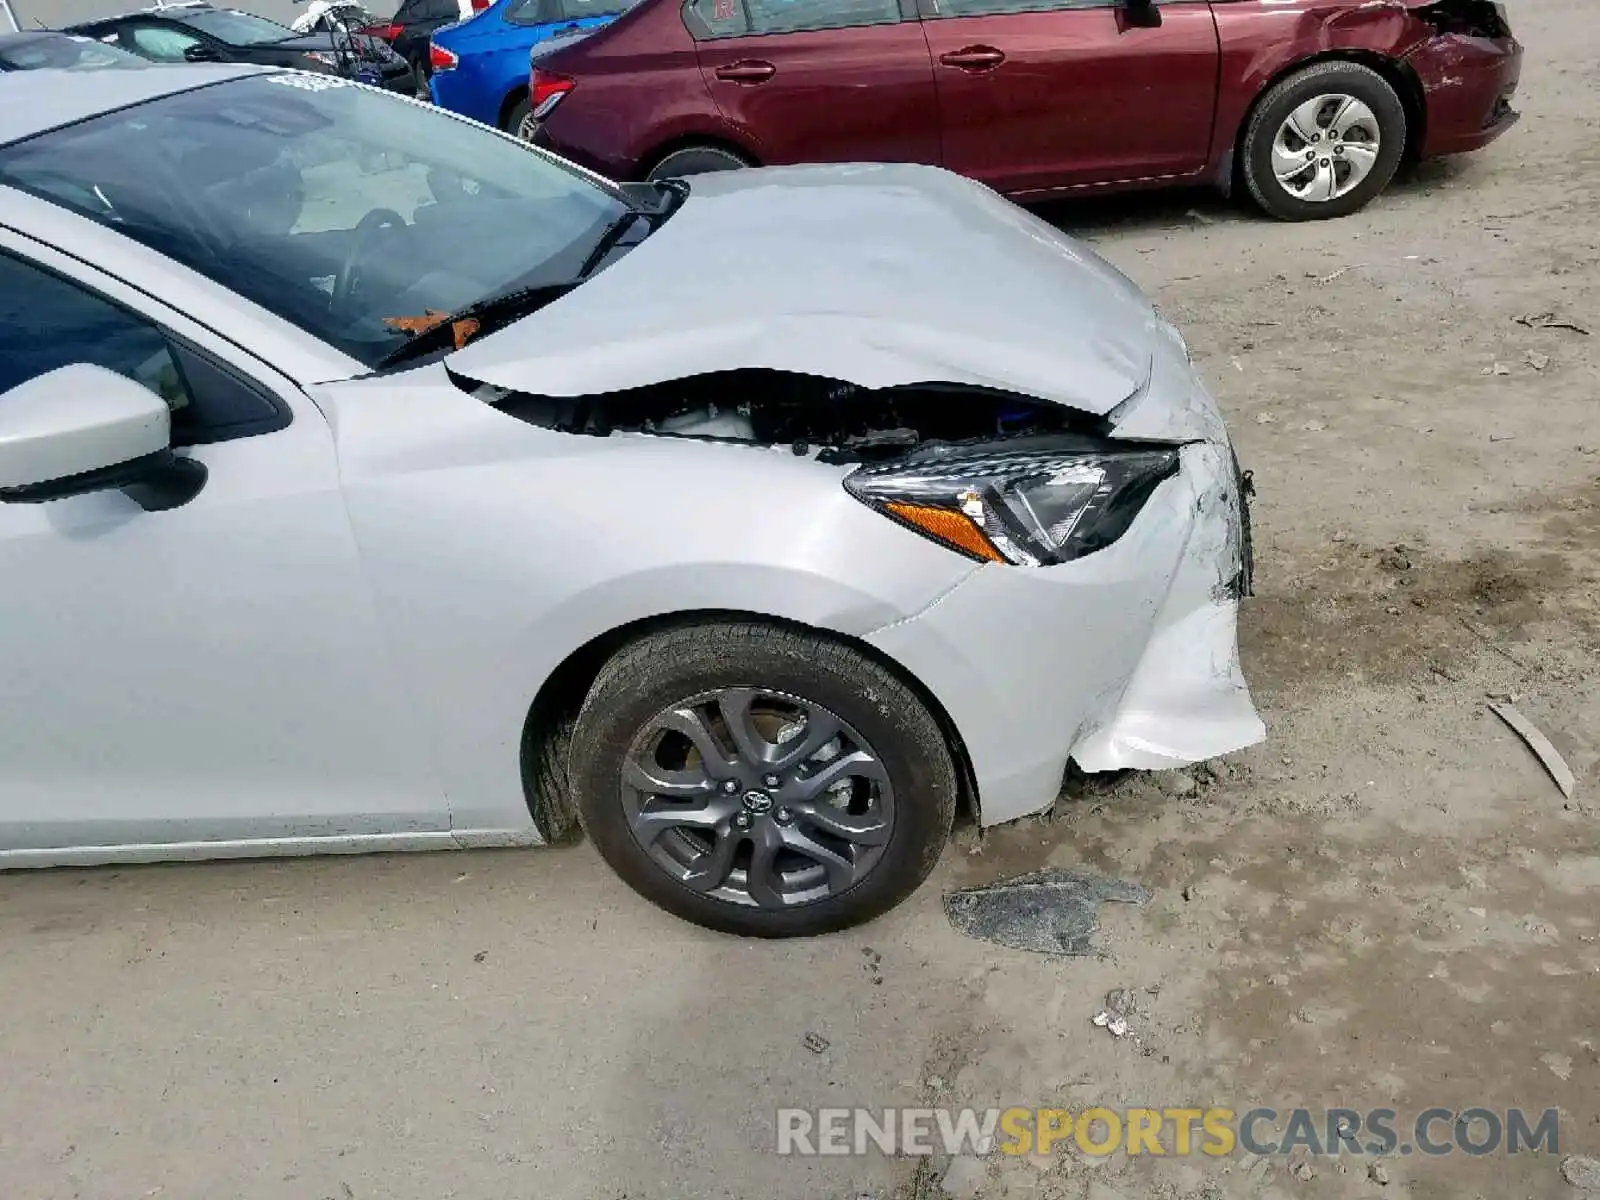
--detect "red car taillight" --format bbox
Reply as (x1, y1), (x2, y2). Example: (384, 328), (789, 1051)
(430, 42), (459, 71)
(363, 22), (402, 40)
(471, 0), (492, 8)
(530, 68), (574, 119)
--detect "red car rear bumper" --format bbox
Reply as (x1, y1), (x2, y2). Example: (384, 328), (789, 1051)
(1407, 32), (1523, 158)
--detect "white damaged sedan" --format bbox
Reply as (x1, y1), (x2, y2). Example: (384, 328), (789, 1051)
(0, 66), (1263, 936)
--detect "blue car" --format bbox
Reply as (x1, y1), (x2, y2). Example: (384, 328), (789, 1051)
(428, 0), (624, 134)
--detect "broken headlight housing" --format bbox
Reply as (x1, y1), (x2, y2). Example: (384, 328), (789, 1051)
(844, 443), (1180, 567)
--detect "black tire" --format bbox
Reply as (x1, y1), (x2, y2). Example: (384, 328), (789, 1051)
(569, 621), (958, 938)
(503, 96), (530, 137)
(644, 143), (751, 182)
(1241, 61), (1406, 221)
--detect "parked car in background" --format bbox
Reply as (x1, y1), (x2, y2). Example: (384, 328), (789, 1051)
(0, 31), (149, 70)
(290, 0), (387, 37)
(429, 0), (627, 132)
(385, 0), (488, 90)
(0, 64), (1262, 937)
(66, 3), (416, 93)
(522, 0), (1521, 220)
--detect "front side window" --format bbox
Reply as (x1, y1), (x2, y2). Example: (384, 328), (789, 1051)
(125, 24), (206, 61)
(178, 9), (297, 45)
(0, 75), (635, 370)
(0, 253), (285, 445)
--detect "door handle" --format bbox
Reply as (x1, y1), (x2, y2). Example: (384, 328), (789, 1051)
(939, 45), (1005, 71)
(715, 60), (776, 83)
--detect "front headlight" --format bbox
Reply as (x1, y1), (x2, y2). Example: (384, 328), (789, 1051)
(844, 443), (1180, 567)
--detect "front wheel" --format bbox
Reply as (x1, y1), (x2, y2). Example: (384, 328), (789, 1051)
(569, 621), (958, 937)
(1241, 61), (1407, 221)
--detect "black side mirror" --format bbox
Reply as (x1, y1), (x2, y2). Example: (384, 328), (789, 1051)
(1123, 0), (1161, 27)
(183, 42), (222, 61)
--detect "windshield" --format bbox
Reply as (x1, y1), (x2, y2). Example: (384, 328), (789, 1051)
(0, 74), (633, 368)
(0, 35), (146, 70)
(179, 9), (299, 45)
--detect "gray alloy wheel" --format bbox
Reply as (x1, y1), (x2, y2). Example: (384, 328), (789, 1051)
(621, 688), (895, 909)
(568, 620), (957, 938)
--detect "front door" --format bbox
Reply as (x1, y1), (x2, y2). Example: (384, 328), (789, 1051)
(919, 0), (1219, 194)
(686, 0), (942, 167)
(0, 236), (447, 856)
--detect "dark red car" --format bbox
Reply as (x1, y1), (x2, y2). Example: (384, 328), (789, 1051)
(520, 0), (1520, 220)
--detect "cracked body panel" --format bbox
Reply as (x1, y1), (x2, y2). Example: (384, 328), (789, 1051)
(1405, 27), (1522, 157)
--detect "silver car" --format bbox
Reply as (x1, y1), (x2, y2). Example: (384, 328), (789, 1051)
(0, 65), (1263, 937)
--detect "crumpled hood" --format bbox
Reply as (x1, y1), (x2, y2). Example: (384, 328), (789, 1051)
(447, 163), (1163, 417)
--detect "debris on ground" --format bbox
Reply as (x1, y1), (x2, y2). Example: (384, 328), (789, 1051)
(1482, 362), (1513, 376)
(942, 868), (1150, 956)
(1525, 350), (1551, 371)
(1379, 545), (1413, 572)
(1515, 311), (1591, 335)
(1561, 1155), (1600, 1190)
(1368, 1159), (1390, 1185)
(1290, 1158), (1317, 1181)
(1092, 987), (1137, 1038)
(861, 946), (884, 986)
(802, 1032), (829, 1055)
(1317, 265), (1362, 283)
(1091, 1009), (1130, 1038)
(1488, 701), (1578, 799)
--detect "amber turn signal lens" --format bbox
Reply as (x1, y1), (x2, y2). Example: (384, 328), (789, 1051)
(885, 502), (1005, 564)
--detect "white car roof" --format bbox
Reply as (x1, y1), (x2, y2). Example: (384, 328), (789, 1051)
(0, 62), (270, 148)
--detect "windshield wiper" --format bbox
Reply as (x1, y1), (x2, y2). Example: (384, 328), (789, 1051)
(372, 281), (577, 371)
(571, 179), (688, 279)
(373, 186), (687, 373)
(572, 208), (648, 283)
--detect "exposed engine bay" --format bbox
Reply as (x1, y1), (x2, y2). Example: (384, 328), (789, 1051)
(475, 367), (1106, 465)
(1412, 0), (1511, 38)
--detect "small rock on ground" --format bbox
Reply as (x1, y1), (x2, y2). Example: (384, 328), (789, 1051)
(1159, 770), (1198, 797)
(1562, 1155), (1600, 1191)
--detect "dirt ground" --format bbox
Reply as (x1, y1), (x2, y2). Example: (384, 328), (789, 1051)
(1, 2), (1596, 1198)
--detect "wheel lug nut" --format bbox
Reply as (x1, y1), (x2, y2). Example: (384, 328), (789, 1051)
(722, 780), (739, 794)
(1320, 158), (1331, 167)
(734, 813), (750, 829)
(763, 774), (780, 788)
(776, 808), (793, 824)
(1306, 150), (1316, 160)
